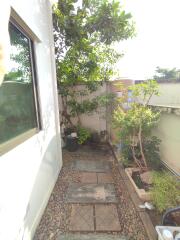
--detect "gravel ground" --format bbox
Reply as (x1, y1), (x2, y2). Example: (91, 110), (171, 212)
(34, 146), (149, 240)
(111, 162), (148, 240)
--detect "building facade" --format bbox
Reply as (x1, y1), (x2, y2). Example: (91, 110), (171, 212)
(0, 1), (62, 239)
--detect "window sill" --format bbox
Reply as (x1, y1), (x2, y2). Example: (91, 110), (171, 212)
(0, 128), (39, 156)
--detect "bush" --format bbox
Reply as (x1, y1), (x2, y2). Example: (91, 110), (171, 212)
(151, 171), (180, 213)
(121, 143), (134, 167)
(121, 136), (162, 170)
(77, 126), (91, 145)
(144, 136), (162, 170)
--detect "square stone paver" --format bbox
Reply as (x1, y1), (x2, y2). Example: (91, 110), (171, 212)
(97, 173), (114, 183)
(66, 184), (118, 203)
(69, 205), (94, 231)
(79, 172), (97, 183)
(95, 204), (121, 231)
(71, 160), (111, 172)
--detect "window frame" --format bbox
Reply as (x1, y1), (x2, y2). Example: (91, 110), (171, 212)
(0, 18), (41, 155)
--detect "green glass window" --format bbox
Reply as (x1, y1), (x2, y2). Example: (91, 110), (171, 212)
(0, 21), (41, 153)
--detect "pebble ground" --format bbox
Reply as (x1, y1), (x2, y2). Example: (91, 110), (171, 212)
(34, 146), (149, 240)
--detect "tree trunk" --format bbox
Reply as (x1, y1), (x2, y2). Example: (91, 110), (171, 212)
(138, 124), (148, 169)
(131, 145), (142, 169)
(61, 95), (74, 127)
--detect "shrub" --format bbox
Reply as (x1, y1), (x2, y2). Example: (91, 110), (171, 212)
(151, 171), (180, 213)
(121, 136), (162, 170)
(144, 136), (162, 171)
(113, 80), (160, 171)
(77, 126), (91, 145)
(121, 143), (134, 167)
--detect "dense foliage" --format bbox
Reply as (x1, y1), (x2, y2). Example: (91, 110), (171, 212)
(113, 80), (161, 170)
(121, 136), (162, 170)
(151, 171), (180, 213)
(77, 125), (91, 144)
(53, 0), (135, 127)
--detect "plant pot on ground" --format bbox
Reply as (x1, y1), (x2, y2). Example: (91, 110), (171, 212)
(66, 135), (79, 152)
(64, 127), (77, 136)
(88, 131), (109, 152)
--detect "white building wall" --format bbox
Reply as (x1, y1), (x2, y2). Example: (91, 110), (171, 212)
(0, 1), (62, 240)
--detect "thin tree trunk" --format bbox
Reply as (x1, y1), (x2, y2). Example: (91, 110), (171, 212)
(130, 134), (142, 169)
(77, 113), (81, 125)
(138, 124), (148, 169)
(61, 95), (74, 127)
(131, 145), (142, 169)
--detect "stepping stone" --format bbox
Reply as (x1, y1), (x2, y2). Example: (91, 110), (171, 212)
(95, 204), (121, 231)
(97, 173), (114, 183)
(58, 234), (127, 240)
(71, 160), (110, 172)
(79, 172), (97, 183)
(69, 205), (94, 231)
(66, 183), (118, 203)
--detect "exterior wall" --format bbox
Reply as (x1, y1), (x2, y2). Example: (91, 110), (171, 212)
(0, 1), (62, 240)
(108, 79), (134, 143)
(149, 83), (180, 107)
(153, 112), (180, 174)
(150, 83), (180, 175)
(59, 84), (107, 132)
(77, 84), (107, 132)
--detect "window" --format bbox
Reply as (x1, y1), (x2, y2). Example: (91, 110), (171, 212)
(0, 20), (41, 154)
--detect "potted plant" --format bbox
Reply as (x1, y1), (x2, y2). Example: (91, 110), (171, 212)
(113, 80), (162, 201)
(65, 125), (91, 152)
(77, 125), (91, 145)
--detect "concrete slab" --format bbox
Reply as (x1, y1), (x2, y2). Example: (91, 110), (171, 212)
(71, 160), (111, 172)
(58, 234), (128, 240)
(95, 204), (121, 231)
(97, 173), (114, 183)
(79, 172), (97, 183)
(66, 184), (118, 203)
(69, 205), (94, 231)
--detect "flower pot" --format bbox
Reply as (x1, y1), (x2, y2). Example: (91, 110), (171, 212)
(66, 136), (79, 152)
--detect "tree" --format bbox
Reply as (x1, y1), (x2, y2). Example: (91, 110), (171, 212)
(4, 23), (32, 83)
(153, 66), (180, 82)
(113, 80), (160, 171)
(53, 0), (135, 127)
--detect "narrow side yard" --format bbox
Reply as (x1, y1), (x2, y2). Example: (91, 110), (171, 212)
(34, 146), (149, 240)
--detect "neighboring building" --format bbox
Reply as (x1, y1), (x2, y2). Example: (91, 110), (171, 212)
(0, 1), (62, 239)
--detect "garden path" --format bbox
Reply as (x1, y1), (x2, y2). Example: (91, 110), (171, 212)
(34, 146), (150, 240)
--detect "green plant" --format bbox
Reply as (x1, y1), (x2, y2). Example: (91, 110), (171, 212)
(53, 0), (135, 127)
(113, 80), (160, 171)
(144, 136), (162, 170)
(77, 126), (91, 144)
(121, 143), (134, 167)
(151, 171), (180, 213)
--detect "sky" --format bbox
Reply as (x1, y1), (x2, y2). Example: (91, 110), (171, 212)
(114, 0), (180, 80)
